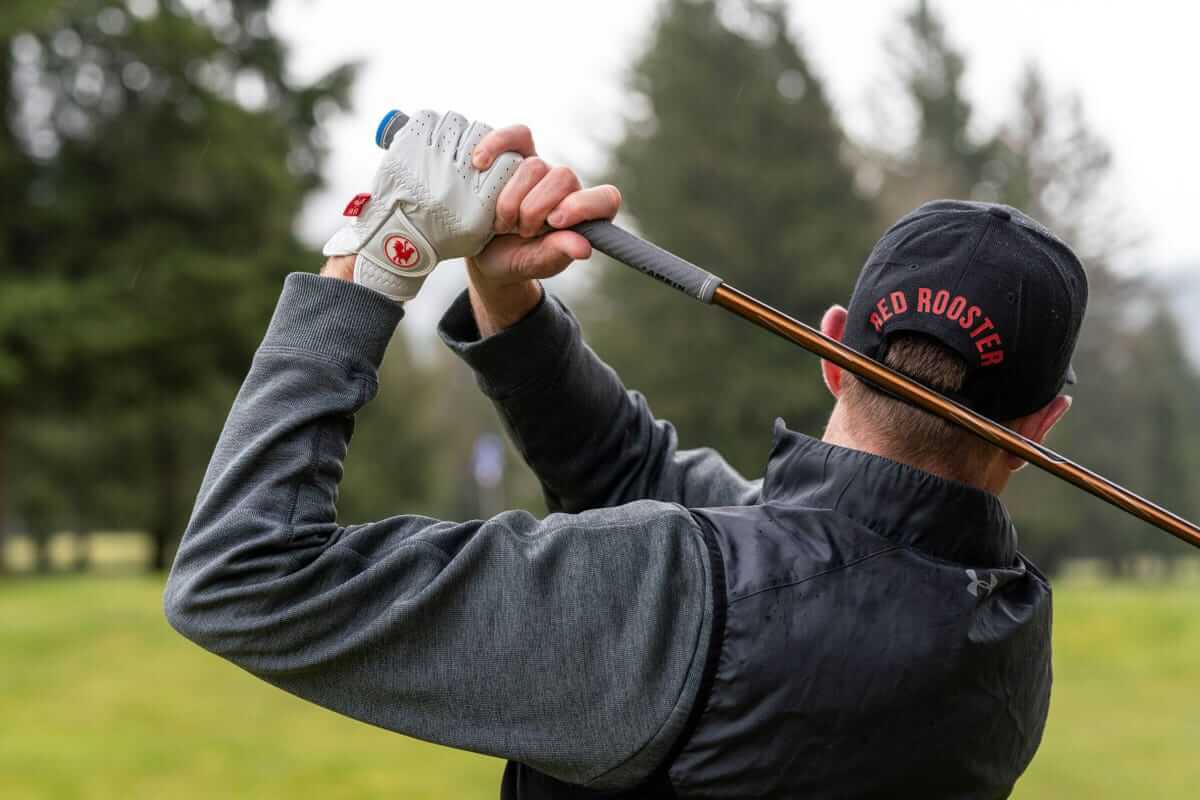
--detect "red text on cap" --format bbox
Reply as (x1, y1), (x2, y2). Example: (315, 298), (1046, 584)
(869, 287), (1005, 367)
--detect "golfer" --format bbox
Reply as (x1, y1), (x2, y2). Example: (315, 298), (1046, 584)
(165, 110), (1086, 798)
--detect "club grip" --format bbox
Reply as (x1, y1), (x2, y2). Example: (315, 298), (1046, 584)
(571, 220), (723, 303)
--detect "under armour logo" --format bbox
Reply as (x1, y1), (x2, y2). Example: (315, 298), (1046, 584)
(965, 569), (999, 598)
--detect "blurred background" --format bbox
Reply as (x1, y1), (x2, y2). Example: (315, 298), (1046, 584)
(2, 0), (1198, 797)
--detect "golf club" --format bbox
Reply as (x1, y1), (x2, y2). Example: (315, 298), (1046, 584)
(377, 109), (1200, 551)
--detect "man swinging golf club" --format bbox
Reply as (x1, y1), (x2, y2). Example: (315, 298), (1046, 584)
(165, 109), (1086, 798)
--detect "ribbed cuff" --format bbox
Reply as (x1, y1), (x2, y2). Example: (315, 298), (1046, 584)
(261, 273), (405, 370)
(437, 288), (579, 399)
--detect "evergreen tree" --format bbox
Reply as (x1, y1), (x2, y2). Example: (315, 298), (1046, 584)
(991, 67), (1200, 570)
(584, 0), (876, 475)
(874, 2), (1200, 571)
(889, 1), (995, 192)
(1, 0), (356, 569)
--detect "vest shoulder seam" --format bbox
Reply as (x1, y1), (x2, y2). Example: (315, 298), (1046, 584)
(727, 544), (903, 605)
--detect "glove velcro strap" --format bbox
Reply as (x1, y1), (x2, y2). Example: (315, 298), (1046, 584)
(361, 205), (438, 274)
(353, 206), (440, 302)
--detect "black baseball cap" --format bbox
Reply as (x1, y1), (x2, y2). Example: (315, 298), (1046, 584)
(843, 199), (1087, 421)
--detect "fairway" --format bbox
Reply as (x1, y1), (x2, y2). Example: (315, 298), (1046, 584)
(2, 575), (1197, 799)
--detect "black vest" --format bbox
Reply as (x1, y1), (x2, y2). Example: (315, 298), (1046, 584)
(504, 423), (1052, 799)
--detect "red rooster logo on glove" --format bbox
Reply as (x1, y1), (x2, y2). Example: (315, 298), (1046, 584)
(384, 235), (420, 269)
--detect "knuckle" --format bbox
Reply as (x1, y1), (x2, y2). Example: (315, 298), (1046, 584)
(519, 193), (539, 218)
(557, 196), (580, 217)
(510, 123), (533, 143)
(472, 141), (495, 162)
(522, 156), (547, 175)
(548, 165), (574, 184)
(495, 187), (519, 217)
(495, 198), (515, 221)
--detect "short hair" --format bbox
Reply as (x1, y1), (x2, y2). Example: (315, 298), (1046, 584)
(840, 335), (1004, 481)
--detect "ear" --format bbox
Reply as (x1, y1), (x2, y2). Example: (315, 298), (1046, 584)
(1006, 394), (1073, 472)
(820, 305), (849, 398)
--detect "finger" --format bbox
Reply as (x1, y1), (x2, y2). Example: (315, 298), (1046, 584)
(494, 158), (550, 234)
(456, 120), (492, 169)
(473, 124), (536, 169)
(508, 231), (591, 279)
(541, 229), (592, 262)
(396, 109), (439, 147)
(475, 235), (569, 282)
(477, 151), (523, 208)
(518, 166), (582, 238)
(432, 111), (469, 157)
(546, 184), (623, 229)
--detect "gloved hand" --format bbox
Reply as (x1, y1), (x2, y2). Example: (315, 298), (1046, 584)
(322, 110), (523, 303)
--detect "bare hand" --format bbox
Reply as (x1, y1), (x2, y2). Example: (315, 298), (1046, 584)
(467, 126), (621, 309)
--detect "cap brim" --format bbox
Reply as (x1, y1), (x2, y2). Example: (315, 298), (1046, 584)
(1064, 362), (1077, 386)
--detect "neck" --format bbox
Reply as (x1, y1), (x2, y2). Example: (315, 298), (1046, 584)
(822, 403), (1008, 494)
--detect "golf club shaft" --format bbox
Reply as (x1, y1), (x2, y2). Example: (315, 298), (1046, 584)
(373, 110), (1200, 549)
(573, 219), (1200, 551)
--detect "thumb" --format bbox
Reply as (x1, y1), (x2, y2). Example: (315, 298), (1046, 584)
(508, 232), (591, 280)
(542, 230), (591, 262)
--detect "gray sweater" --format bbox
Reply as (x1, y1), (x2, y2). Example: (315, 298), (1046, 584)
(164, 274), (757, 790)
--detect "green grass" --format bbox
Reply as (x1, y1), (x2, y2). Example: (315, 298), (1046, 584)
(1021, 579), (1200, 797)
(0, 576), (503, 800)
(1, 575), (1197, 799)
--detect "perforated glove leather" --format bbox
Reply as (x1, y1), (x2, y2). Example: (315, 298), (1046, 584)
(323, 110), (522, 303)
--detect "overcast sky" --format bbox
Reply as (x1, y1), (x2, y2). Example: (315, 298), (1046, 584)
(272, 0), (1199, 326)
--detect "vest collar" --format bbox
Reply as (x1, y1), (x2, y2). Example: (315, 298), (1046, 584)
(761, 419), (1017, 565)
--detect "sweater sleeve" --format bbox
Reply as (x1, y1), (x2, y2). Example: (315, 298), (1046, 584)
(438, 289), (760, 513)
(163, 274), (716, 790)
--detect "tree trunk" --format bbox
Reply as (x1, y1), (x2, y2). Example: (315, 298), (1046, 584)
(33, 529), (52, 573)
(0, 408), (7, 575)
(73, 530), (92, 572)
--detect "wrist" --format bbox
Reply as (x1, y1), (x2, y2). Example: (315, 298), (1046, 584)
(321, 255), (356, 283)
(466, 258), (543, 337)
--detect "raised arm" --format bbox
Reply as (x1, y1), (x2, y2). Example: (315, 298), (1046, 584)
(441, 288), (759, 513)
(164, 112), (732, 790)
(449, 128), (760, 514)
(163, 274), (717, 790)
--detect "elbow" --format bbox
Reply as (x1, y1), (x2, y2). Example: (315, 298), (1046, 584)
(161, 515), (279, 648)
(161, 523), (309, 668)
(161, 514), (338, 670)
(161, 540), (228, 649)
(162, 515), (224, 645)
(162, 570), (205, 644)
(162, 568), (253, 662)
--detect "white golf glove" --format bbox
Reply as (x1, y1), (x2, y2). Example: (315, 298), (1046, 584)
(323, 110), (523, 303)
